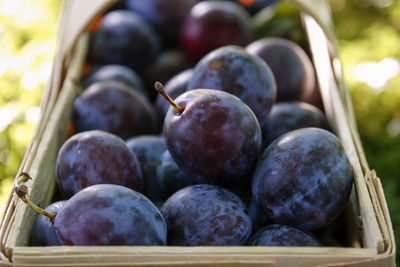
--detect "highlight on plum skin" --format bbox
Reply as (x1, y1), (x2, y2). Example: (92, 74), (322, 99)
(55, 130), (143, 199)
(54, 184), (167, 246)
(248, 224), (322, 247)
(158, 86), (262, 186)
(252, 128), (354, 231)
(160, 184), (252, 246)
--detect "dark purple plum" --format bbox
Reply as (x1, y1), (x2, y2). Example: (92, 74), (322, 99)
(30, 201), (66, 246)
(162, 88), (262, 185)
(155, 68), (194, 125)
(181, 1), (254, 60)
(248, 198), (273, 233)
(126, 135), (167, 203)
(88, 10), (161, 72)
(187, 45), (276, 131)
(80, 64), (148, 98)
(126, 0), (198, 46)
(160, 184), (252, 245)
(56, 130), (143, 198)
(73, 81), (156, 140)
(156, 150), (194, 200)
(252, 128), (354, 231)
(142, 50), (194, 101)
(261, 102), (330, 146)
(248, 224), (321, 246)
(246, 37), (315, 102)
(54, 184), (167, 245)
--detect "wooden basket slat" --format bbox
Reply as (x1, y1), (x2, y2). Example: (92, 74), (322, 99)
(372, 174), (396, 255)
(365, 172), (394, 254)
(11, 261), (276, 267)
(0, 33), (89, 263)
(302, 14), (386, 253)
(304, 8), (395, 259)
(11, 246), (377, 267)
(0, 3), (84, 258)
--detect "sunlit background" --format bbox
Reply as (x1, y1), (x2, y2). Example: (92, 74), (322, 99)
(0, 0), (399, 257)
(0, 0), (61, 207)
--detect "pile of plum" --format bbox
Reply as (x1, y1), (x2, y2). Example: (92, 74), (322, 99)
(29, 0), (354, 248)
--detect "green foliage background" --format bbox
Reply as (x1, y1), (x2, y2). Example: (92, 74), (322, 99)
(0, 0), (398, 258)
(331, 0), (400, 256)
(0, 0), (62, 208)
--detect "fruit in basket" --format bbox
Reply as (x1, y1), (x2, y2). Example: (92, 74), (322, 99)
(246, 37), (315, 102)
(126, 135), (167, 204)
(181, 1), (254, 59)
(73, 81), (156, 140)
(30, 201), (66, 246)
(248, 198), (273, 233)
(142, 50), (195, 101)
(187, 45), (276, 133)
(54, 184), (167, 245)
(80, 64), (148, 99)
(157, 84), (262, 185)
(156, 150), (194, 200)
(125, 0), (199, 46)
(160, 184), (252, 245)
(248, 224), (321, 246)
(56, 130), (143, 198)
(88, 10), (161, 72)
(252, 128), (354, 231)
(261, 102), (330, 146)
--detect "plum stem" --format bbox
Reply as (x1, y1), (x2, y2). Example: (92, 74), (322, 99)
(154, 81), (184, 114)
(15, 172), (56, 221)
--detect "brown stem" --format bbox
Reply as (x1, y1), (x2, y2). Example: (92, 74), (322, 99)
(154, 81), (185, 114)
(17, 172), (32, 185)
(15, 173), (56, 221)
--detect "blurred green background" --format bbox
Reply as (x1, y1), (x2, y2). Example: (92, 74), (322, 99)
(0, 0), (398, 257)
(0, 0), (62, 207)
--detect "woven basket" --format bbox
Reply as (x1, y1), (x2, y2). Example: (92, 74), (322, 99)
(0, 0), (395, 266)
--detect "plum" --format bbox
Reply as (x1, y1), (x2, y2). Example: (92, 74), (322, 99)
(246, 37), (315, 102)
(155, 150), (194, 200)
(181, 1), (254, 59)
(30, 201), (66, 246)
(126, 135), (167, 203)
(248, 224), (321, 246)
(248, 198), (273, 233)
(80, 64), (148, 98)
(161, 87), (262, 185)
(88, 10), (161, 71)
(56, 130), (143, 198)
(261, 102), (330, 146)
(142, 50), (194, 101)
(54, 184), (167, 245)
(73, 81), (156, 140)
(160, 184), (252, 245)
(187, 45), (276, 131)
(126, 0), (198, 46)
(252, 128), (354, 231)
